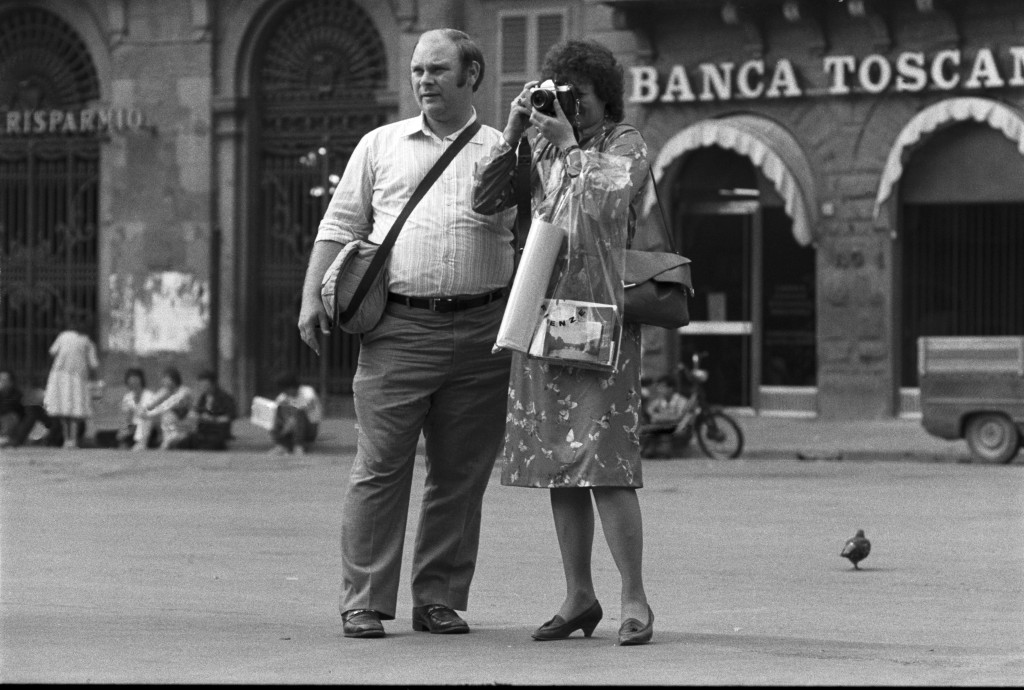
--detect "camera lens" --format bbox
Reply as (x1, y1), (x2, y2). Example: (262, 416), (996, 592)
(530, 89), (555, 112)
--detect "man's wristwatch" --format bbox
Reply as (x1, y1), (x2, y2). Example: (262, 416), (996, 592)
(563, 144), (583, 177)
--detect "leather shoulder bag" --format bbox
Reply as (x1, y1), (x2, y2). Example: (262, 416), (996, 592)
(623, 170), (692, 330)
(321, 120), (481, 334)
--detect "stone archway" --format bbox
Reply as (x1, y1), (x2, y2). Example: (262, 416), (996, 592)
(0, 6), (101, 387)
(249, 0), (393, 397)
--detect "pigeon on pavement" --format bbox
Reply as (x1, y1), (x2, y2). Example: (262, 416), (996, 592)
(841, 529), (871, 570)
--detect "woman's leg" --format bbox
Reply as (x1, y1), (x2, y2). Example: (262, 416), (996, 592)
(60, 417), (75, 447)
(592, 487), (650, 624)
(549, 488), (599, 619)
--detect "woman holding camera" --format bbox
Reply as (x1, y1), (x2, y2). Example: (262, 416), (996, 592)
(473, 39), (654, 645)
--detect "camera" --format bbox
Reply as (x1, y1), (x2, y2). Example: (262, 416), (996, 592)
(529, 79), (578, 120)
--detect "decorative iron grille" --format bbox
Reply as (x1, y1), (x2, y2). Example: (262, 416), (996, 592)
(0, 8), (100, 388)
(252, 0), (392, 398)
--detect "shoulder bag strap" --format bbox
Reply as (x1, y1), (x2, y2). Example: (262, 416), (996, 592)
(339, 120), (482, 323)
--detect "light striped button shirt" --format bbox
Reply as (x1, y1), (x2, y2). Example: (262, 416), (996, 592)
(315, 111), (517, 297)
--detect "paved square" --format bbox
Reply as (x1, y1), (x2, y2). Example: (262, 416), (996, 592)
(1, 445), (1022, 684)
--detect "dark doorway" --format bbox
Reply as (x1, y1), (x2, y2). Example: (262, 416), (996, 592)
(900, 202), (1024, 386)
(673, 145), (816, 410)
(251, 0), (393, 400)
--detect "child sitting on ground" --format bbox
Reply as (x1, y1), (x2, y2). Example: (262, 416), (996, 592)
(118, 367), (157, 450)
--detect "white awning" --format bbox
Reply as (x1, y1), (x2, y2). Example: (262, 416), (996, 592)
(874, 97), (1024, 219)
(648, 114), (818, 246)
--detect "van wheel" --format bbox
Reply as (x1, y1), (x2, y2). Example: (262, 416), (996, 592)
(964, 414), (1020, 464)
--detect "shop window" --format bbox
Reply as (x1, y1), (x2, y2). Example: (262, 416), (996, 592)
(498, 9), (565, 117)
(762, 208), (816, 387)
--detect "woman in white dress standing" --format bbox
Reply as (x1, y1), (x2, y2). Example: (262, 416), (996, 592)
(43, 317), (99, 448)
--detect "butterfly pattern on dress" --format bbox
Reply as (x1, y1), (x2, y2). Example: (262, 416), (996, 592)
(483, 123), (649, 490)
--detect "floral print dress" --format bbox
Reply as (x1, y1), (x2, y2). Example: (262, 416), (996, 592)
(473, 122), (650, 488)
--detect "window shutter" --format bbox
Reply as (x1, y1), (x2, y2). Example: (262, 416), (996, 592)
(501, 15), (527, 74)
(536, 13), (563, 68)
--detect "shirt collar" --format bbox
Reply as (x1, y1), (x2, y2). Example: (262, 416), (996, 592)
(404, 108), (480, 142)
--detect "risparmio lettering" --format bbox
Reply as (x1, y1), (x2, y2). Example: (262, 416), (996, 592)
(631, 47), (1024, 103)
(2, 107), (146, 135)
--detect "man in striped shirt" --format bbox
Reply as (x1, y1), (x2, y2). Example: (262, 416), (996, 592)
(298, 28), (516, 640)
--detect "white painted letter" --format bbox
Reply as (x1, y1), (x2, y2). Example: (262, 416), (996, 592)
(48, 110), (64, 133)
(824, 55), (857, 95)
(80, 109), (96, 132)
(5, 110), (20, 135)
(736, 60), (765, 99)
(126, 109), (144, 130)
(629, 66), (660, 103)
(858, 54), (892, 94)
(930, 49), (961, 90)
(895, 52), (927, 92)
(766, 59), (802, 98)
(660, 65), (696, 103)
(61, 111), (78, 133)
(1010, 47), (1024, 87)
(699, 62), (735, 101)
(964, 47), (1005, 89)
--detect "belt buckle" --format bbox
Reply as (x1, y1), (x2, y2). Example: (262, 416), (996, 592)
(428, 296), (457, 312)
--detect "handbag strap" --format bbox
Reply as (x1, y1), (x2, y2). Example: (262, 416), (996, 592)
(510, 136), (532, 274)
(338, 119), (482, 323)
(592, 123), (678, 254)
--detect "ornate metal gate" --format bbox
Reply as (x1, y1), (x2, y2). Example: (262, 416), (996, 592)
(252, 0), (392, 397)
(0, 8), (100, 388)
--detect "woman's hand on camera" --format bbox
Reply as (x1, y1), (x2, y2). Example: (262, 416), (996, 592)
(529, 97), (576, 151)
(503, 81), (539, 148)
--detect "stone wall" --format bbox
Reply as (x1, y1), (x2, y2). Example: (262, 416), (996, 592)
(100, 0), (215, 384)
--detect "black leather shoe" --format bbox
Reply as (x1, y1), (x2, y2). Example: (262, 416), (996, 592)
(617, 605), (654, 646)
(412, 604), (470, 634)
(342, 609), (385, 638)
(532, 600), (603, 641)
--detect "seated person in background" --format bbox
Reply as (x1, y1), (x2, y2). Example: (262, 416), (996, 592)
(144, 366), (195, 450)
(645, 375), (687, 424)
(188, 369), (237, 451)
(118, 367), (157, 450)
(639, 376), (654, 424)
(270, 372), (322, 456)
(0, 369), (25, 447)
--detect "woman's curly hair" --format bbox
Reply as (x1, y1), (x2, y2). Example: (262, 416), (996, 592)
(540, 39), (625, 123)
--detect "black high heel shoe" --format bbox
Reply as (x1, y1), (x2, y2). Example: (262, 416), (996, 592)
(617, 605), (654, 646)
(531, 600), (603, 641)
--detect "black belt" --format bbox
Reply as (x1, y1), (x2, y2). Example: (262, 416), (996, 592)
(387, 289), (504, 313)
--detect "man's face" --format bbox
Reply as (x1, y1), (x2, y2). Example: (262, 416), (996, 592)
(0, 372), (12, 391)
(410, 33), (477, 125)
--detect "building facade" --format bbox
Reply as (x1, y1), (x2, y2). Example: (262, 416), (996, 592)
(1, 0), (1022, 418)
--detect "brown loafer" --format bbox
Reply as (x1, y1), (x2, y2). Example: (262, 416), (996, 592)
(412, 604), (470, 634)
(342, 609), (385, 638)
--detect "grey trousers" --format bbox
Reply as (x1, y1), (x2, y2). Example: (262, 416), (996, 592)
(340, 297), (511, 619)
